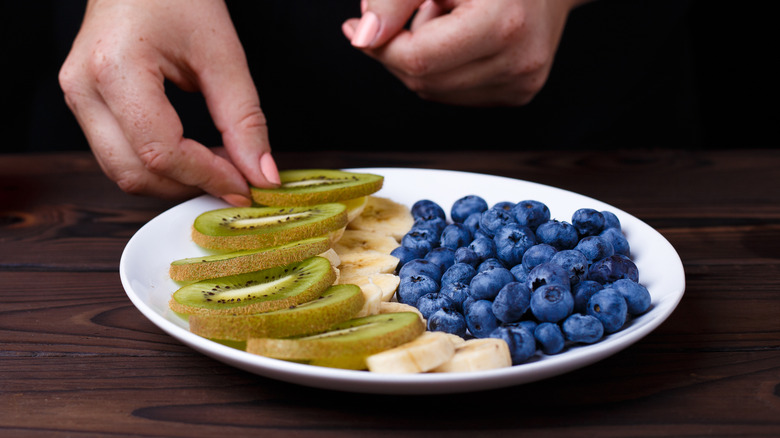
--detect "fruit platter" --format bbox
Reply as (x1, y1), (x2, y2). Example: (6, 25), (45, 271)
(120, 168), (685, 394)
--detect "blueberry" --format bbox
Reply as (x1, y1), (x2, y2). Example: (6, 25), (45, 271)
(492, 282), (532, 323)
(441, 262), (477, 286)
(527, 262), (571, 292)
(413, 216), (447, 236)
(549, 249), (589, 286)
(534, 322), (565, 355)
(465, 299), (500, 338)
(562, 313), (604, 344)
(510, 264), (530, 284)
(462, 296), (477, 314)
(477, 257), (505, 272)
(468, 236), (497, 262)
(401, 230), (434, 255)
(399, 258), (443, 283)
(489, 324), (537, 365)
(572, 280), (604, 314)
(473, 229), (493, 241)
(515, 320), (538, 333)
(453, 246), (480, 267)
(601, 210), (622, 230)
(463, 212), (483, 237)
(609, 278), (651, 315)
(424, 246), (456, 272)
(572, 208), (606, 237)
(586, 287), (628, 333)
(397, 274), (439, 306)
(469, 267), (515, 301)
(479, 207), (517, 238)
(451, 195), (489, 223)
(587, 254), (639, 284)
(492, 201), (516, 211)
(402, 226), (440, 251)
(440, 223), (472, 249)
(493, 223), (537, 267)
(416, 292), (456, 320)
(511, 200), (551, 230)
(600, 227), (630, 257)
(530, 284), (575, 323)
(427, 308), (467, 338)
(411, 199), (446, 221)
(574, 235), (615, 265)
(522, 243), (558, 271)
(390, 246), (422, 271)
(440, 281), (471, 313)
(535, 220), (579, 250)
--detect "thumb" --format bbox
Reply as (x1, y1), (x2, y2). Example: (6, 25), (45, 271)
(350, 0), (426, 48)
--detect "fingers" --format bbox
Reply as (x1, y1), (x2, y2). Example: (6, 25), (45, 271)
(347, 0), (426, 48)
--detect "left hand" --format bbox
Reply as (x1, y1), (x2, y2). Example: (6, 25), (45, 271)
(343, 0), (589, 106)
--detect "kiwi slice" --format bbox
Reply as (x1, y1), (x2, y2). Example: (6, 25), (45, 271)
(245, 312), (425, 367)
(170, 236), (331, 282)
(192, 203), (347, 251)
(250, 169), (383, 206)
(188, 284), (364, 341)
(169, 256), (336, 316)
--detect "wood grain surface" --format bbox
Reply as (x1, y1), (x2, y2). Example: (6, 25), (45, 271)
(1, 150), (779, 437)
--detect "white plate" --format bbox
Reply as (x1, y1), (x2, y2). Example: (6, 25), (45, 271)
(119, 168), (685, 394)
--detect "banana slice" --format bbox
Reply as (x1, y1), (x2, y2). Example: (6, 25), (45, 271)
(369, 273), (400, 302)
(354, 281), (383, 317)
(334, 229), (400, 256)
(366, 331), (457, 374)
(341, 196), (369, 224)
(348, 196), (414, 242)
(432, 338), (512, 373)
(379, 301), (424, 323)
(337, 250), (399, 284)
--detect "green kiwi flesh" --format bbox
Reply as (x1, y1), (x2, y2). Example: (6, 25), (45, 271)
(188, 284), (364, 341)
(250, 169), (383, 206)
(170, 236), (331, 282)
(169, 256), (336, 316)
(192, 203), (347, 251)
(245, 312), (425, 364)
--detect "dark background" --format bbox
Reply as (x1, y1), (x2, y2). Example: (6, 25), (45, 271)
(1, 1), (775, 154)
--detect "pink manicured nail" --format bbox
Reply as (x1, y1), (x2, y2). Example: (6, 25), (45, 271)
(351, 11), (380, 48)
(221, 193), (252, 207)
(361, 0), (367, 14)
(260, 153), (281, 186)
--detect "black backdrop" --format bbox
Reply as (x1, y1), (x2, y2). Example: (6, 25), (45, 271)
(1, 1), (774, 154)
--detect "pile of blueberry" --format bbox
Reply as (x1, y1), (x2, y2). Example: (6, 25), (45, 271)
(391, 196), (651, 365)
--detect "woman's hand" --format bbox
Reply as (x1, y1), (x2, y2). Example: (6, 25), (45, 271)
(59, 0), (279, 206)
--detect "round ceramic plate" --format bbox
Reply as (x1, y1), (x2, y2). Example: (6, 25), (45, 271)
(119, 168), (685, 394)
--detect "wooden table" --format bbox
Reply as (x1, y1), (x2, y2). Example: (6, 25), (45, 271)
(2, 149), (779, 437)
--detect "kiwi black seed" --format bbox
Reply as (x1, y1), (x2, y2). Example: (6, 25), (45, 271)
(250, 169), (383, 206)
(192, 203), (347, 251)
(169, 256), (336, 316)
(187, 284), (365, 341)
(169, 236), (331, 282)
(245, 312), (425, 366)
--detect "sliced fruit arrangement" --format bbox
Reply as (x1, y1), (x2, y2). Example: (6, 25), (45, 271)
(170, 236), (331, 282)
(169, 256), (336, 316)
(188, 284), (365, 341)
(245, 312), (425, 370)
(250, 169), (384, 206)
(192, 203), (348, 251)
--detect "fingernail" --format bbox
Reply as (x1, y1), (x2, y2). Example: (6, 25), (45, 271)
(221, 193), (252, 207)
(260, 153), (281, 186)
(351, 11), (380, 48)
(361, 0), (367, 14)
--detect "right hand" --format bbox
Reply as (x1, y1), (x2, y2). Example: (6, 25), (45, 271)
(59, 0), (280, 206)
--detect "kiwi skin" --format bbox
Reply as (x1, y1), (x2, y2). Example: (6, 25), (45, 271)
(192, 203), (348, 251)
(187, 284), (365, 341)
(250, 169), (384, 206)
(245, 312), (425, 362)
(169, 236), (331, 282)
(169, 256), (337, 316)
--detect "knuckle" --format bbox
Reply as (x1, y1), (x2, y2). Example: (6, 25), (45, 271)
(398, 47), (431, 78)
(114, 170), (149, 195)
(137, 143), (173, 174)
